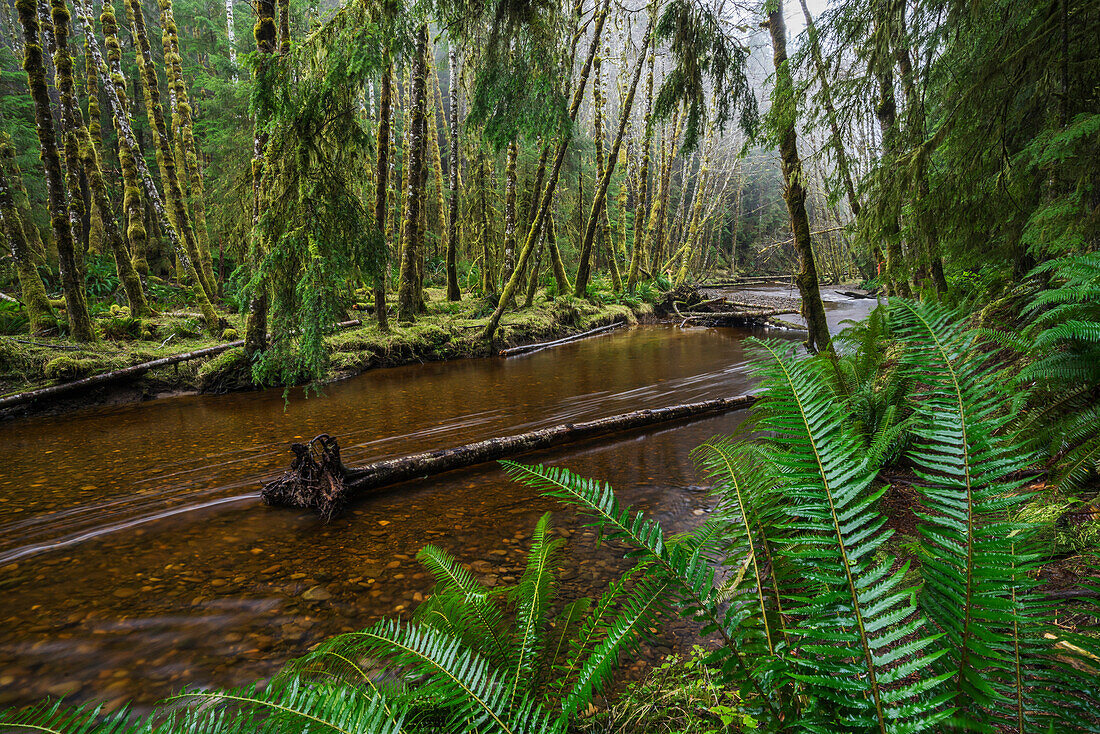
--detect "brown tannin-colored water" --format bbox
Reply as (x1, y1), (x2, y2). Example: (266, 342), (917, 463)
(0, 288), (875, 711)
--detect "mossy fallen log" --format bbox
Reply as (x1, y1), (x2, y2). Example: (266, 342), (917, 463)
(0, 319), (362, 411)
(261, 393), (758, 520)
(498, 318), (626, 357)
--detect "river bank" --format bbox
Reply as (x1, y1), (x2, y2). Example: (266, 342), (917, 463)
(0, 288), (649, 419)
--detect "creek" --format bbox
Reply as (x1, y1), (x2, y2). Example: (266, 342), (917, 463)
(0, 287), (876, 710)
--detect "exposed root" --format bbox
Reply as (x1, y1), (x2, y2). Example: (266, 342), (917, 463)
(261, 434), (349, 521)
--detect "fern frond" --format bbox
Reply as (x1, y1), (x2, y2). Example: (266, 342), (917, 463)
(559, 574), (670, 719)
(501, 461), (782, 725)
(338, 618), (560, 734)
(0, 702), (139, 734)
(505, 513), (563, 705)
(891, 299), (1049, 731)
(414, 544), (510, 664)
(693, 437), (787, 654)
(747, 338), (948, 734)
(167, 678), (405, 734)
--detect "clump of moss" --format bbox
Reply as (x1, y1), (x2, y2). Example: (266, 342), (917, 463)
(44, 355), (98, 380)
(221, 328), (239, 340)
(197, 347), (250, 392)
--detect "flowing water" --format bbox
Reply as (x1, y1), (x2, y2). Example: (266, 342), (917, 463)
(0, 287), (876, 711)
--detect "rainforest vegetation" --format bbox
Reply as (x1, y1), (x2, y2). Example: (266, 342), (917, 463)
(0, 0), (1098, 730)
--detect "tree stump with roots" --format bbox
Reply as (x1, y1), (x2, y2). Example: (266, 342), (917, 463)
(261, 434), (349, 521)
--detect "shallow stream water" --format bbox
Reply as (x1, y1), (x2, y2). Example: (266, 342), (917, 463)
(0, 286), (876, 710)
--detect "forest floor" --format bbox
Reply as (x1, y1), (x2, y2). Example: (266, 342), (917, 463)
(0, 287), (651, 418)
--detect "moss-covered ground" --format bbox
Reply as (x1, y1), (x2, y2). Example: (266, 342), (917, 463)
(0, 286), (652, 415)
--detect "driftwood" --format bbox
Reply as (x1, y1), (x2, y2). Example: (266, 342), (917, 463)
(261, 393), (758, 519)
(0, 319), (362, 411)
(499, 319), (625, 357)
(835, 290), (878, 300)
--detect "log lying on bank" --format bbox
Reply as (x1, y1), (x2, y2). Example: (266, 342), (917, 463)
(678, 309), (799, 327)
(261, 393), (758, 520)
(0, 319), (363, 411)
(499, 319), (626, 357)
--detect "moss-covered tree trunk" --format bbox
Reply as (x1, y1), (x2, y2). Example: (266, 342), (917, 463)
(445, 45), (461, 301)
(372, 58), (392, 331)
(396, 23), (428, 323)
(99, 0), (148, 278)
(593, 40), (621, 289)
(870, 18), (910, 299)
(768, 0), (832, 355)
(158, 0), (216, 294)
(498, 139), (518, 293)
(277, 0), (289, 55)
(427, 50), (447, 262)
(574, 28), (650, 295)
(0, 134), (55, 332)
(482, 0), (611, 340)
(676, 147), (710, 286)
(476, 154), (494, 295)
(17, 0), (94, 340)
(125, 0), (216, 304)
(625, 38), (655, 290)
(892, 19), (948, 295)
(244, 0), (276, 355)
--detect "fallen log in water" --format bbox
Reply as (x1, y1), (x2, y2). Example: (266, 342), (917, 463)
(261, 393), (758, 520)
(0, 319), (362, 411)
(498, 319), (626, 357)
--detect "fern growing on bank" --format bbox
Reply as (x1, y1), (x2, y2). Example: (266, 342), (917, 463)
(995, 252), (1100, 490)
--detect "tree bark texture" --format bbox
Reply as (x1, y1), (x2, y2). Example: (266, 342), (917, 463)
(397, 23), (428, 322)
(768, 1), (833, 355)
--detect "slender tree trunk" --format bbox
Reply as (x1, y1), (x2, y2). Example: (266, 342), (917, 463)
(768, 0), (832, 355)
(626, 36), (655, 289)
(396, 23), (428, 322)
(498, 139), (519, 300)
(798, 0), (861, 220)
(277, 0), (288, 55)
(372, 58), (392, 331)
(100, 0), (147, 277)
(574, 27), (650, 295)
(873, 59), (909, 299)
(482, 0), (611, 340)
(0, 134), (54, 332)
(477, 152), (494, 295)
(159, 0), (216, 294)
(244, 0), (276, 354)
(427, 49), (447, 262)
(676, 147), (710, 286)
(73, 0), (215, 331)
(445, 45), (461, 301)
(224, 0), (236, 78)
(125, 0), (217, 307)
(891, 14), (948, 295)
(17, 0), (94, 340)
